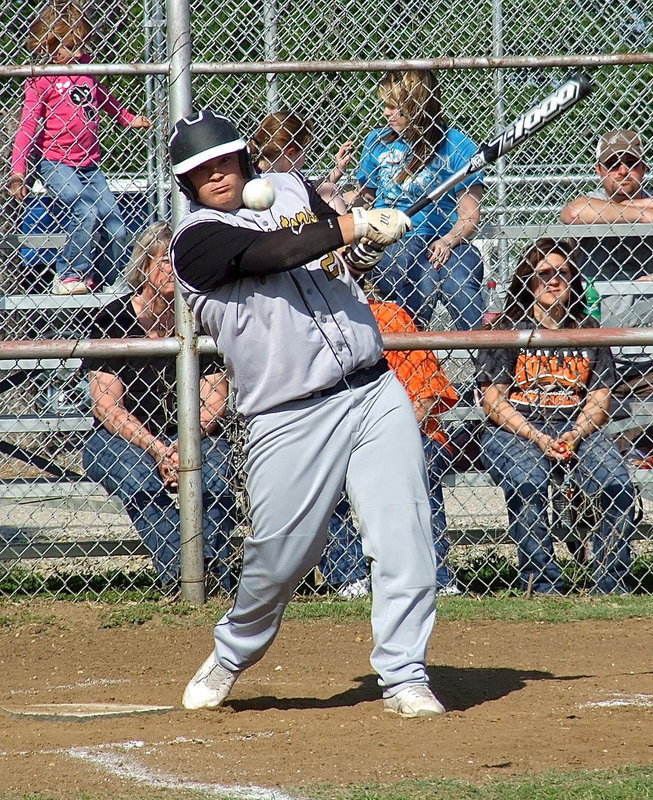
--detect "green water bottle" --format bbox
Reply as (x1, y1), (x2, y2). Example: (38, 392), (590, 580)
(584, 278), (601, 321)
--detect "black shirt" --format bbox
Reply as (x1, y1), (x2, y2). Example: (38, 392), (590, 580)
(82, 295), (224, 438)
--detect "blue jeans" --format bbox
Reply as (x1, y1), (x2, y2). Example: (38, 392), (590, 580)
(481, 423), (634, 594)
(38, 159), (129, 287)
(320, 434), (456, 589)
(374, 234), (485, 330)
(83, 428), (236, 588)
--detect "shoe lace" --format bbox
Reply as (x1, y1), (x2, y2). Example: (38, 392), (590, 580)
(402, 685), (436, 703)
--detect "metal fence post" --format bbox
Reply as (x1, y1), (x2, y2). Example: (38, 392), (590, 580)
(166, 0), (205, 605)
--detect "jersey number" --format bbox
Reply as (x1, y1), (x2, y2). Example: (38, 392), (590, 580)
(320, 252), (340, 281)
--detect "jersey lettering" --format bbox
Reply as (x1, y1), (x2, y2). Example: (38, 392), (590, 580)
(279, 207), (319, 230)
(510, 349), (591, 408)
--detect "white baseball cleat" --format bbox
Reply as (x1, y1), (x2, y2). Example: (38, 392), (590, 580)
(182, 651), (240, 710)
(384, 685), (445, 718)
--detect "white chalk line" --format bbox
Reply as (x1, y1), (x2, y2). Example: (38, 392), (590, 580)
(10, 677), (131, 696)
(578, 693), (653, 709)
(2, 736), (304, 800)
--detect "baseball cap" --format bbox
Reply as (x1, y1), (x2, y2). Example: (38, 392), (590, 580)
(596, 129), (644, 164)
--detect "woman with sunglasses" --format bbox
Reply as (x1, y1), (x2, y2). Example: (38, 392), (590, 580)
(475, 238), (634, 595)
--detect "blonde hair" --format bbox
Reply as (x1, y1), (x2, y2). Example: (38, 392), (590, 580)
(126, 222), (172, 290)
(249, 111), (313, 168)
(377, 70), (446, 183)
(27, 3), (92, 54)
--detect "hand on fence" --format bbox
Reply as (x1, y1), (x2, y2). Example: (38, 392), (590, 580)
(328, 141), (354, 183)
(130, 115), (153, 129)
(7, 173), (28, 201)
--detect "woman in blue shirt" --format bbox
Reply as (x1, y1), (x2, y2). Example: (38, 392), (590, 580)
(356, 69), (485, 330)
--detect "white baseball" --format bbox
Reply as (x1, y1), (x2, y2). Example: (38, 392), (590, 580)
(242, 178), (276, 211)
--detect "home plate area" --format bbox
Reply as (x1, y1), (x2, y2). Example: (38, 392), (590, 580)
(1, 702), (175, 720)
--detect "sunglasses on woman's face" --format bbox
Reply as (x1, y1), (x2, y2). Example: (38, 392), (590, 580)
(534, 268), (572, 284)
(601, 154), (642, 172)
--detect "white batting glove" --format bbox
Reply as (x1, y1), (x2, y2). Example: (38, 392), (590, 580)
(351, 207), (412, 247)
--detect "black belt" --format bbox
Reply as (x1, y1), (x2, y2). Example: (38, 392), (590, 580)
(309, 358), (389, 400)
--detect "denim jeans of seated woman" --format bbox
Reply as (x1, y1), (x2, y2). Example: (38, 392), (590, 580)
(38, 159), (129, 288)
(481, 422), (634, 594)
(373, 234), (485, 331)
(319, 434), (456, 589)
(83, 428), (235, 588)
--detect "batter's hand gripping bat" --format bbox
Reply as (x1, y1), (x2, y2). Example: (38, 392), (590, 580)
(345, 72), (593, 268)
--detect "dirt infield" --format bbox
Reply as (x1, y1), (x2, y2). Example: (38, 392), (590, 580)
(0, 603), (651, 799)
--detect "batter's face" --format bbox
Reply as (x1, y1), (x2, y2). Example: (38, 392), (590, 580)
(597, 155), (647, 201)
(383, 105), (409, 134)
(187, 152), (246, 211)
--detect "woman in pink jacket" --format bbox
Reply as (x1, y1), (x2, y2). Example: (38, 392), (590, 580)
(7, 4), (151, 295)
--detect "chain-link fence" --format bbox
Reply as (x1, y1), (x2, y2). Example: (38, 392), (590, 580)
(0, 0), (652, 600)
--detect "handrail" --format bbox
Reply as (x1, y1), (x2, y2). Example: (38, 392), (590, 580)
(477, 222), (653, 239)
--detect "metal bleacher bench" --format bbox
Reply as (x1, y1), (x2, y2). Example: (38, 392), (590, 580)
(0, 286), (144, 561)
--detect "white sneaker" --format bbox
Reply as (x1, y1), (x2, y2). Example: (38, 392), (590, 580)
(384, 685), (445, 718)
(336, 577), (371, 599)
(52, 276), (89, 295)
(437, 584), (462, 596)
(182, 651), (240, 710)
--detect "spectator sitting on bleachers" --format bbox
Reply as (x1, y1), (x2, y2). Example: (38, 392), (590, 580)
(7, 2), (151, 295)
(81, 222), (236, 591)
(476, 238), (634, 595)
(352, 69), (486, 331)
(560, 130), (653, 457)
(560, 129), (653, 282)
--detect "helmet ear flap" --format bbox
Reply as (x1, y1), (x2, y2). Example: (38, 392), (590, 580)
(176, 173), (198, 202)
(239, 148), (257, 180)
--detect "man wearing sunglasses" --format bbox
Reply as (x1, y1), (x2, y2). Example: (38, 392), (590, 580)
(560, 129), (652, 282)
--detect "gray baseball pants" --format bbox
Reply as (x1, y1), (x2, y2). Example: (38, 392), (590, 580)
(212, 371), (437, 696)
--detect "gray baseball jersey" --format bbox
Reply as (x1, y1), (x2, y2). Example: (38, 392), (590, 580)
(172, 171), (383, 416)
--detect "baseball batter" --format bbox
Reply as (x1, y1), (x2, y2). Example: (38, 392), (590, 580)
(169, 111), (443, 718)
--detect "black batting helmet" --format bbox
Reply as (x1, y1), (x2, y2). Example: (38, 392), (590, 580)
(169, 111), (256, 200)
